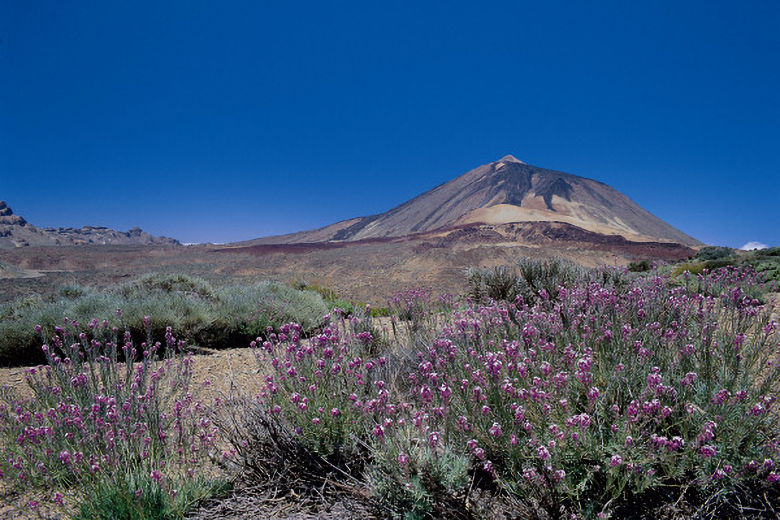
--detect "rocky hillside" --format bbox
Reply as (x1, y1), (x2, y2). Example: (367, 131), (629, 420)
(0, 201), (179, 248)
(247, 155), (701, 247)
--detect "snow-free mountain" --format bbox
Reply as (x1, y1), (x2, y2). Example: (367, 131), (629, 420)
(248, 155), (701, 247)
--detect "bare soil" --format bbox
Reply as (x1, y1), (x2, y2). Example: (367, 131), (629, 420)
(0, 221), (695, 305)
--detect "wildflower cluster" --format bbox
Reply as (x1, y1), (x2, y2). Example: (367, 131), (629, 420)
(680, 264), (778, 305)
(247, 266), (779, 517)
(252, 310), (391, 457)
(0, 315), (217, 512)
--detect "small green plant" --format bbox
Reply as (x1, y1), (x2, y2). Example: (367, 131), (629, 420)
(466, 265), (525, 302)
(370, 306), (392, 318)
(369, 443), (471, 519)
(74, 472), (230, 520)
(627, 259), (652, 272)
(671, 261), (707, 277)
(515, 257), (588, 303)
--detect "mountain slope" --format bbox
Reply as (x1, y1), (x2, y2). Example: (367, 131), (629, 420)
(248, 156), (701, 247)
(0, 201), (179, 248)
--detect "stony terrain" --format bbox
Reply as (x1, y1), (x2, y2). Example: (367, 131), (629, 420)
(0, 201), (179, 248)
(0, 221), (695, 305)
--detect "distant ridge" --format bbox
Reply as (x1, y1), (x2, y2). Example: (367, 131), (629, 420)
(0, 201), (179, 248)
(243, 156), (701, 247)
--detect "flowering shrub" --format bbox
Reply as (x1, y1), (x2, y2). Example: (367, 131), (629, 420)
(679, 264), (778, 305)
(239, 266), (779, 518)
(404, 272), (779, 516)
(251, 310), (386, 458)
(389, 287), (435, 324)
(0, 316), (219, 517)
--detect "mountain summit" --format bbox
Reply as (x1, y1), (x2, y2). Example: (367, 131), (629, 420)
(251, 156), (701, 247)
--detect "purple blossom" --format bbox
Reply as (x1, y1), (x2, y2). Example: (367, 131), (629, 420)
(537, 446), (550, 460)
(699, 445), (717, 458)
(397, 452), (409, 466)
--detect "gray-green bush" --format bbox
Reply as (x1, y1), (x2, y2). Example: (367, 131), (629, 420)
(466, 265), (525, 303)
(0, 274), (330, 366)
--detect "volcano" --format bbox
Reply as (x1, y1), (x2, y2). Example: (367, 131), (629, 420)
(246, 155), (701, 247)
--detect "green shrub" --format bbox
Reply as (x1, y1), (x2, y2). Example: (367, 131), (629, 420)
(516, 257), (589, 303)
(756, 261), (780, 282)
(671, 261), (707, 277)
(701, 258), (734, 270)
(370, 306), (392, 318)
(627, 259), (652, 272)
(57, 284), (91, 300)
(75, 472), (229, 520)
(466, 265), (525, 303)
(216, 281), (329, 341)
(0, 297), (64, 365)
(671, 246), (780, 286)
(117, 273), (218, 301)
(695, 246), (734, 261)
(752, 246), (780, 258)
(295, 281), (367, 316)
(369, 443), (470, 519)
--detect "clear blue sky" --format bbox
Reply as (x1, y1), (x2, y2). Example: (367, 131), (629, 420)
(1, 1), (778, 247)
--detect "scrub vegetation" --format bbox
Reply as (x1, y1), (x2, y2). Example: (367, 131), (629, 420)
(0, 260), (778, 518)
(0, 274), (329, 366)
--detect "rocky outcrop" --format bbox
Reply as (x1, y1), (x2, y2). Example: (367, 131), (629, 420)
(0, 201), (28, 227)
(0, 201), (179, 248)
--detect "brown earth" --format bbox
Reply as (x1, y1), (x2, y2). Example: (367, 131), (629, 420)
(0, 221), (695, 306)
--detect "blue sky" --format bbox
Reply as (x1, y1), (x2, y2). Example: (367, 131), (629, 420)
(1, 1), (778, 247)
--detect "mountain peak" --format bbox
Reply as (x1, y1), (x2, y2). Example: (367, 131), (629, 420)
(495, 154), (524, 165)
